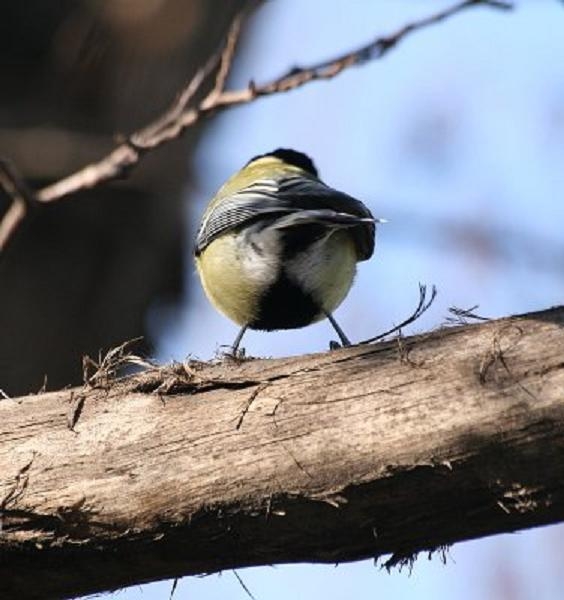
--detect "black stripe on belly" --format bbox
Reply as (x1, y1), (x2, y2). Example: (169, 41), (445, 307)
(250, 272), (320, 331)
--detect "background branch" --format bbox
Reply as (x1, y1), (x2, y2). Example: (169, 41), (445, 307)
(0, 0), (512, 252)
(1, 304), (562, 600)
(0, 160), (36, 250)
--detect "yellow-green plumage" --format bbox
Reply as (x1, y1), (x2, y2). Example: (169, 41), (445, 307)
(202, 156), (312, 215)
(196, 234), (262, 326)
(196, 227), (357, 327)
(194, 149), (378, 348)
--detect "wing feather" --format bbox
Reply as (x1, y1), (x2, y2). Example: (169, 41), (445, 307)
(195, 176), (375, 260)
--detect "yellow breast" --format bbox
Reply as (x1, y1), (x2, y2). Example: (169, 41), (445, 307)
(195, 234), (264, 326)
(196, 229), (358, 330)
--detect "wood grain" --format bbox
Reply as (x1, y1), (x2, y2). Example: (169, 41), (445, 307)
(1, 306), (563, 599)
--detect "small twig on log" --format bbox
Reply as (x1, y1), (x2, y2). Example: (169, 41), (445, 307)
(446, 305), (490, 325)
(359, 284), (438, 345)
(0, 0), (513, 252)
(82, 337), (147, 388)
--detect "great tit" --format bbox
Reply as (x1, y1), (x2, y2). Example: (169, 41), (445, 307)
(194, 148), (383, 353)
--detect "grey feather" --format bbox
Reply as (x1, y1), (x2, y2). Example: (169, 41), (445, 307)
(195, 176), (375, 260)
(271, 209), (373, 230)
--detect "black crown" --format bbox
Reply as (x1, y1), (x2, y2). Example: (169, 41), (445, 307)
(248, 148), (318, 177)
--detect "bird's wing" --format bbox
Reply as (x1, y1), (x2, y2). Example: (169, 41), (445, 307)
(195, 179), (293, 254)
(276, 177), (375, 260)
(195, 176), (375, 260)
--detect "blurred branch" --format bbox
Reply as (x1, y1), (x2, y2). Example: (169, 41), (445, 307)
(0, 0), (513, 252)
(0, 160), (36, 250)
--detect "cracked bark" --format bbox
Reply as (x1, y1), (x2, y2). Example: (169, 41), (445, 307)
(1, 306), (563, 600)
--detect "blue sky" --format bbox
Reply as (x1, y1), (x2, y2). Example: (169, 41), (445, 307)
(137, 2), (564, 599)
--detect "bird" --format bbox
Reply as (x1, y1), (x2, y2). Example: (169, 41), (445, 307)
(194, 148), (384, 354)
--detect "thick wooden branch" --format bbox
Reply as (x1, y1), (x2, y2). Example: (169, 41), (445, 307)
(1, 306), (563, 600)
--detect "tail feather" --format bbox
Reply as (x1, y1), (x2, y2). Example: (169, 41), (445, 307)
(272, 209), (375, 231)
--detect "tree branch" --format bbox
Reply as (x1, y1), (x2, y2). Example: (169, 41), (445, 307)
(1, 304), (563, 600)
(0, 159), (37, 250)
(0, 0), (512, 252)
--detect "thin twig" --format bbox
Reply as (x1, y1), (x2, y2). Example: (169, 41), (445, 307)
(169, 577), (179, 600)
(0, 160), (36, 251)
(233, 570), (258, 600)
(208, 12), (246, 103)
(26, 8), (249, 207)
(37, 0), (512, 201)
(130, 13), (244, 149)
(0, 160), (36, 209)
(0, 202), (25, 252)
(82, 337), (145, 388)
(446, 305), (490, 325)
(0, 0), (513, 251)
(135, 0), (513, 149)
(359, 284), (438, 345)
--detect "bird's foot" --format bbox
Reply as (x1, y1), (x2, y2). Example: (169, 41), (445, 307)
(219, 345), (248, 362)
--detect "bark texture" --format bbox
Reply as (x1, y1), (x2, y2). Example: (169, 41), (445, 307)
(1, 306), (563, 600)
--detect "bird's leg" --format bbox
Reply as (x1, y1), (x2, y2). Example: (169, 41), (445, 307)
(325, 312), (351, 348)
(230, 325), (249, 357)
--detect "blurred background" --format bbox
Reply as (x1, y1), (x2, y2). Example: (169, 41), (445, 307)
(1, 0), (563, 598)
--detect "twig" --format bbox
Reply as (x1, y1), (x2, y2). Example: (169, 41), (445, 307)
(128, 0), (513, 152)
(0, 160), (37, 251)
(0, 0), (513, 251)
(207, 12), (246, 104)
(233, 570), (258, 600)
(82, 337), (146, 388)
(169, 577), (179, 600)
(130, 12), (245, 150)
(359, 284), (438, 345)
(39, 5), (251, 195)
(446, 305), (490, 325)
